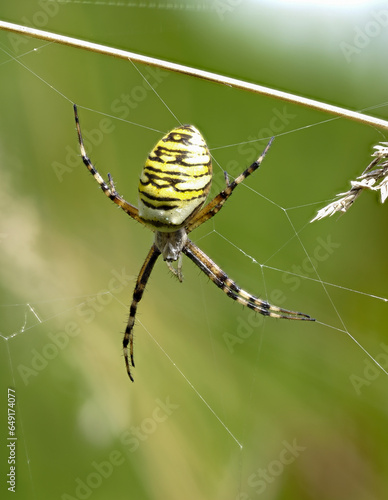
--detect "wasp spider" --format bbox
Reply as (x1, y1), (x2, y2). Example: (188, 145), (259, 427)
(74, 105), (314, 381)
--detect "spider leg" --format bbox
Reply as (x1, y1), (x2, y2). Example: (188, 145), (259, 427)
(123, 244), (161, 381)
(73, 104), (144, 225)
(183, 239), (314, 321)
(186, 137), (274, 233)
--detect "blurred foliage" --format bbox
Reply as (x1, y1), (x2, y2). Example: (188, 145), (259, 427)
(0, 1), (388, 499)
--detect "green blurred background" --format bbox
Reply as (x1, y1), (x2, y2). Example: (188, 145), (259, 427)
(1, 1), (388, 499)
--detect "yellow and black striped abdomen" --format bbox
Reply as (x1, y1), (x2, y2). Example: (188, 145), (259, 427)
(138, 125), (212, 231)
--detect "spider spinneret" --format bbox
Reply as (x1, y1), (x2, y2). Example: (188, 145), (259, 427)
(73, 104), (314, 382)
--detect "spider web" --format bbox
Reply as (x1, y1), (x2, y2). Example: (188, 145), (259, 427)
(1, 2), (388, 499)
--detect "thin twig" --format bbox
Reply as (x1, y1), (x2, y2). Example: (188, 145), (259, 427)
(1, 20), (388, 130)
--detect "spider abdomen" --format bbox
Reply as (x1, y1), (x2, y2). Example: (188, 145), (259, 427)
(138, 125), (212, 231)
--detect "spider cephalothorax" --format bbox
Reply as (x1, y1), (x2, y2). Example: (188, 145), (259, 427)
(74, 104), (314, 381)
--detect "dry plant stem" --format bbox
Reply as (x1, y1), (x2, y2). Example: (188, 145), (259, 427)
(1, 20), (388, 130)
(311, 143), (388, 222)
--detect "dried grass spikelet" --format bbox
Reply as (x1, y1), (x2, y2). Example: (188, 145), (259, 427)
(311, 142), (388, 222)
